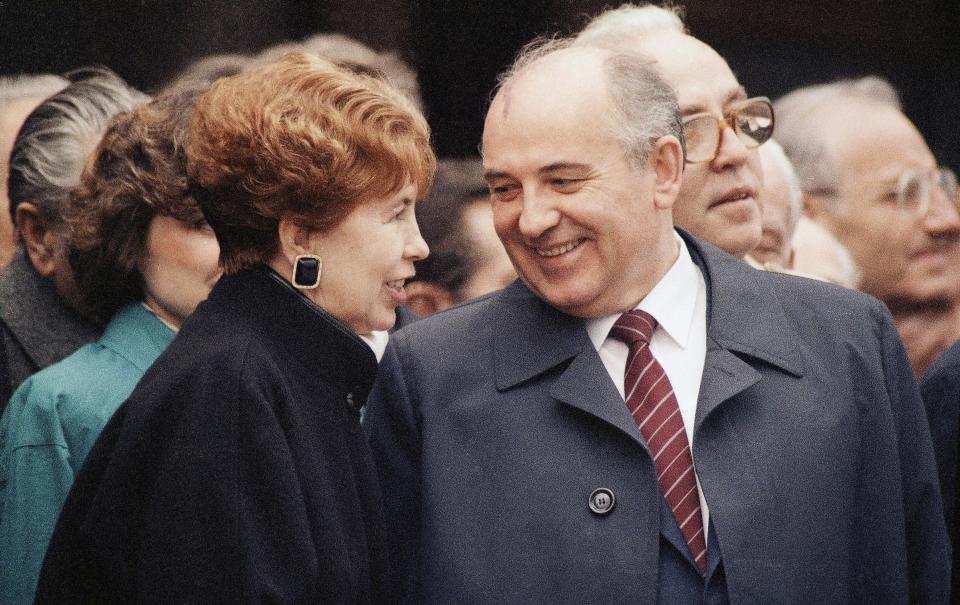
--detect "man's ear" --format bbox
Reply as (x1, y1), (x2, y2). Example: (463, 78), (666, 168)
(405, 281), (456, 317)
(15, 202), (60, 277)
(650, 135), (683, 211)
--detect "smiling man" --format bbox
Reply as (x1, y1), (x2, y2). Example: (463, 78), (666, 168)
(775, 76), (960, 376)
(364, 37), (948, 604)
(575, 4), (769, 260)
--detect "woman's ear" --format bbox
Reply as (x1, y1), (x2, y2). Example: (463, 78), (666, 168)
(276, 218), (317, 265)
(269, 217), (320, 282)
(650, 135), (684, 211)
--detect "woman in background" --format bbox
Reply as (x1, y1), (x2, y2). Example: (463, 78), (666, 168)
(35, 52), (432, 603)
(0, 86), (221, 604)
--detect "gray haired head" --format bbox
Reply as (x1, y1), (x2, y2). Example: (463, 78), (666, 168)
(491, 36), (684, 167)
(575, 2), (687, 48)
(7, 66), (148, 227)
(773, 76), (901, 199)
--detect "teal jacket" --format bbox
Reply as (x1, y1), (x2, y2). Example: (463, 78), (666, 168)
(0, 303), (173, 604)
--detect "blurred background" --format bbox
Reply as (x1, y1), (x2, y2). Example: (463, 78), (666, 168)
(2, 0), (955, 168)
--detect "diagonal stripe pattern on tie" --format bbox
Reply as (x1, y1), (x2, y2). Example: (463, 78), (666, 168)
(610, 309), (707, 574)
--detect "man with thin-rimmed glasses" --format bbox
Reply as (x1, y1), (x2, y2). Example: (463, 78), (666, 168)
(775, 76), (960, 378)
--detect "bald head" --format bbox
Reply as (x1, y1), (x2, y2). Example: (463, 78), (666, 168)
(575, 13), (765, 260)
(482, 38), (685, 317)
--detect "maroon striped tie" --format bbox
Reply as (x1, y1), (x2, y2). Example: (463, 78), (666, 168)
(610, 310), (707, 574)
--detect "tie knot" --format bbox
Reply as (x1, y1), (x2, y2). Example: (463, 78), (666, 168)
(610, 310), (658, 347)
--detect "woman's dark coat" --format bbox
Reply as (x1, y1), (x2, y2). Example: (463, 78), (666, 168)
(34, 268), (390, 604)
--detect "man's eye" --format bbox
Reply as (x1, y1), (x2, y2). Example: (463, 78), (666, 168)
(489, 184), (520, 201)
(552, 178), (583, 191)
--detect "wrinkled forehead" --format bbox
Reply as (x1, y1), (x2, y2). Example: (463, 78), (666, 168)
(483, 50), (615, 158)
(632, 32), (745, 113)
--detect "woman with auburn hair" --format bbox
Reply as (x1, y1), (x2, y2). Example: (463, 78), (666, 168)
(35, 53), (433, 603)
(0, 85), (221, 605)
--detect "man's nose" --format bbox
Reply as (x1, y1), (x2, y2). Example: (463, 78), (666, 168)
(922, 186), (960, 236)
(711, 125), (751, 170)
(517, 190), (561, 238)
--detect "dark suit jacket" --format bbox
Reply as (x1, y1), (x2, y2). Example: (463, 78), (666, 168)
(0, 250), (99, 411)
(921, 339), (960, 595)
(364, 232), (950, 604)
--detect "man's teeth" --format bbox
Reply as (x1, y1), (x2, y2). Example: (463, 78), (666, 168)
(387, 279), (406, 289)
(536, 239), (584, 257)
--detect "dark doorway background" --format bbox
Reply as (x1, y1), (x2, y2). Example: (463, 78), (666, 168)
(2, 1), (956, 170)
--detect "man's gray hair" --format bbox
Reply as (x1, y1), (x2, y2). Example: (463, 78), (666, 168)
(773, 76), (902, 200)
(493, 36), (684, 166)
(575, 3), (687, 48)
(0, 74), (69, 111)
(760, 139), (803, 238)
(7, 66), (147, 225)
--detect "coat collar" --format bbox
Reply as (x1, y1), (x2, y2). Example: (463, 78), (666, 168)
(0, 250), (100, 368)
(200, 267), (379, 400)
(679, 229), (804, 378)
(98, 303), (175, 373)
(493, 230), (804, 391)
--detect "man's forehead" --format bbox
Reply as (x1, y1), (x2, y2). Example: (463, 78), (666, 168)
(631, 31), (744, 111)
(828, 102), (935, 177)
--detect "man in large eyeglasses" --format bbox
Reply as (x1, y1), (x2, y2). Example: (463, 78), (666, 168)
(575, 3), (771, 261)
(775, 76), (960, 377)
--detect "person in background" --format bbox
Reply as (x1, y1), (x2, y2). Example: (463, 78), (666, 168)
(35, 52), (432, 603)
(921, 339), (960, 597)
(775, 76), (960, 376)
(250, 32), (422, 111)
(791, 216), (862, 289)
(575, 3), (771, 260)
(0, 67), (146, 410)
(405, 157), (515, 316)
(751, 139), (802, 270)
(0, 85), (221, 605)
(160, 52), (250, 91)
(0, 74), (68, 268)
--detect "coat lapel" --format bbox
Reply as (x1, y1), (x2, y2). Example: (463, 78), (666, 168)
(681, 231), (805, 433)
(493, 281), (646, 447)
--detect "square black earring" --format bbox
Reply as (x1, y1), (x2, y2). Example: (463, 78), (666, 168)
(292, 254), (322, 289)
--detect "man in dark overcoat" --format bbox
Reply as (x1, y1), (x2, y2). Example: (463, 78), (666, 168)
(364, 40), (950, 604)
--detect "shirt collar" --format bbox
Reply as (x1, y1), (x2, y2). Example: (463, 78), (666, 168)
(586, 230), (700, 350)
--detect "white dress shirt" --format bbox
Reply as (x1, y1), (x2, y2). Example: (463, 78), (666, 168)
(585, 231), (710, 538)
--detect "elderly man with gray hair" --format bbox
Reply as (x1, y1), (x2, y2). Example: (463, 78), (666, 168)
(365, 29), (948, 604)
(574, 3), (772, 261)
(0, 74), (68, 268)
(0, 67), (146, 411)
(775, 76), (960, 377)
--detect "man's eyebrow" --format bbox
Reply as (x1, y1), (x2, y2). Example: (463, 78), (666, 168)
(484, 163), (591, 181)
(682, 87), (750, 116)
(724, 86), (749, 108)
(539, 162), (591, 174)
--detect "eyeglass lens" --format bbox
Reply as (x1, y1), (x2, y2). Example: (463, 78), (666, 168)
(682, 99), (774, 163)
(897, 168), (959, 215)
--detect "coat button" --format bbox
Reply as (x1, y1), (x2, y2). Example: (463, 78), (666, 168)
(589, 488), (615, 515)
